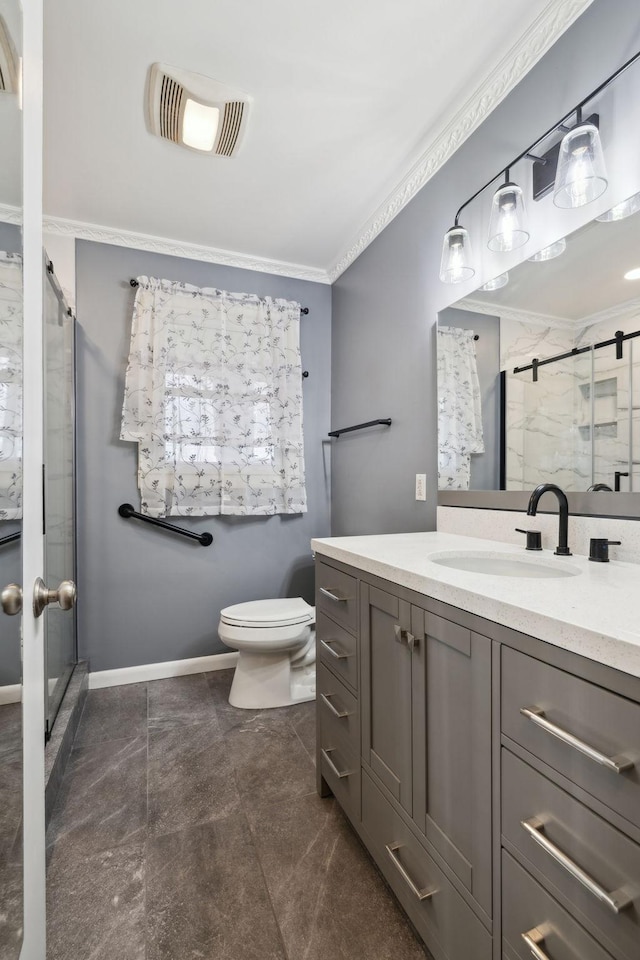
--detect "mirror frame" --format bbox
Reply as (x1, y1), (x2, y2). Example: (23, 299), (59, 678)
(438, 489), (640, 519)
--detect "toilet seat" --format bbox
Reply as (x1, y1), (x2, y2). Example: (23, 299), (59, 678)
(220, 597), (314, 629)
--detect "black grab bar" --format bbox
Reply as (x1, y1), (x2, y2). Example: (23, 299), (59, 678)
(328, 418), (392, 439)
(118, 504), (213, 546)
(0, 532), (20, 547)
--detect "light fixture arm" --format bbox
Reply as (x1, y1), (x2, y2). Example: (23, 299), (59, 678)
(452, 47), (640, 224)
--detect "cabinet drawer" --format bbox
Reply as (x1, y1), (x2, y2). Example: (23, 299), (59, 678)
(502, 749), (640, 960)
(320, 738), (360, 823)
(362, 772), (492, 960)
(317, 661), (359, 757)
(317, 611), (358, 691)
(316, 561), (358, 633)
(502, 850), (615, 960)
(502, 646), (640, 831)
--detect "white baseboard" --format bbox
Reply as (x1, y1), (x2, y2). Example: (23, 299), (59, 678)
(88, 651), (239, 690)
(0, 683), (22, 705)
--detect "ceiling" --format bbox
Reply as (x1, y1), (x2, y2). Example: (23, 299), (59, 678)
(42, 0), (590, 281)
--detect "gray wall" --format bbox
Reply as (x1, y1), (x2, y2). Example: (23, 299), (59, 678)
(331, 0), (640, 535)
(0, 221), (21, 684)
(75, 241), (331, 672)
(438, 308), (500, 490)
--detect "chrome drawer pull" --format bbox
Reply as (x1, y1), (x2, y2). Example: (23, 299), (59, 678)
(520, 706), (634, 774)
(320, 586), (352, 603)
(321, 748), (354, 779)
(385, 842), (437, 902)
(522, 928), (551, 960)
(521, 817), (633, 914)
(320, 693), (351, 718)
(320, 638), (350, 660)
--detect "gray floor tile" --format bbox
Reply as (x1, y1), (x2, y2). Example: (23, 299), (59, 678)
(248, 793), (427, 959)
(75, 682), (147, 746)
(148, 673), (217, 721)
(47, 841), (145, 960)
(0, 861), (23, 960)
(146, 815), (287, 960)
(226, 711), (316, 807)
(147, 717), (240, 838)
(47, 737), (147, 858)
(289, 700), (316, 763)
(206, 668), (307, 735)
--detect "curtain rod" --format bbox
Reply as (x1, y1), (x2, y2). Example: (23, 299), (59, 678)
(513, 327), (640, 378)
(129, 279), (309, 314)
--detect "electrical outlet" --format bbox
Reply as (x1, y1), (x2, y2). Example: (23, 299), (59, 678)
(415, 474), (426, 501)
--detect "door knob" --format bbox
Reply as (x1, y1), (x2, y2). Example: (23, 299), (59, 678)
(1, 583), (23, 616)
(33, 578), (77, 618)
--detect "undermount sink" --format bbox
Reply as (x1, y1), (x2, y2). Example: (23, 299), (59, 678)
(428, 551), (581, 579)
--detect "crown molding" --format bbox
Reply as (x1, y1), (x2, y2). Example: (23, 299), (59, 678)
(458, 296), (576, 330)
(580, 295), (640, 331)
(41, 215), (332, 284)
(326, 0), (594, 282)
(0, 203), (21, 224)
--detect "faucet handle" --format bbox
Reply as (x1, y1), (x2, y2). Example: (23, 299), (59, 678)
(515, 528), (543, 551)
(589, 538), (621, 563)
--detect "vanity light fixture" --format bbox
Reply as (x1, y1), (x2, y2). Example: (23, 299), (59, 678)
(553, 109), (608, 209)
(439, 224), (475, 284)
(596, 191), (640, 222)
(439, 47), (640, 284)
(528, 238), (567, 262)
(480, 272), (509, 291)
(487, 171), (529, 252)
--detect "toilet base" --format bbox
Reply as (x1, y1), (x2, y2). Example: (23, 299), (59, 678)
(229, 650), (316, 709)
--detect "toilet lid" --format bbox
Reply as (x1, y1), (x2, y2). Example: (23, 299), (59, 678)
(220, 597), (314, 628)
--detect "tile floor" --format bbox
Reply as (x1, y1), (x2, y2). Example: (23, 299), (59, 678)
(46, 669), (428, 959)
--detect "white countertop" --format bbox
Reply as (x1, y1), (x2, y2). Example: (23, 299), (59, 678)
(311, 531), (640, 679)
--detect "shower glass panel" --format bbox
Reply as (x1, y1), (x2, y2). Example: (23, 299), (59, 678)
(43, 272), (76, 736)
(591, 342), (631, 492)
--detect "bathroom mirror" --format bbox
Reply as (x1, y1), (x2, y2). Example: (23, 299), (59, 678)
(0, 0), (23, 953)
(437, 197), (640, 516)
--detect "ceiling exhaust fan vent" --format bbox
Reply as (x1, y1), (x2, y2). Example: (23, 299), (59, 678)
(148, 64), (250, 158)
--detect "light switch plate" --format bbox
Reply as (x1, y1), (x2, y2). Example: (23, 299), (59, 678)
(415, 474), (426, 501)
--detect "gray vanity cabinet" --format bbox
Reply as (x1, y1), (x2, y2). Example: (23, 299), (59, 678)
(360, 583), (493, 921)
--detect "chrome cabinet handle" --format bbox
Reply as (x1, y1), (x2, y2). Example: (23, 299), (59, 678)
(385, 842), (437, 902)
(521, 817), (632, 914)
(33, 578), (77, 618)
(320, 638), (350, 660)
(320, 693), (351, 718)
(522, 928), (551, 960)
(321, 748), (354, 779)
(520, 706), (634, 774)
(319, 586), (351, 603)
(1, 583), (22, 616)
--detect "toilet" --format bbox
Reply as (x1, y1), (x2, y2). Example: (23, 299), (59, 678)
(218, 597), (316, 709)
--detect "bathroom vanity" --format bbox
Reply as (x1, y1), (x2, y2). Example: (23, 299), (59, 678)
(313, 532), (640, 960)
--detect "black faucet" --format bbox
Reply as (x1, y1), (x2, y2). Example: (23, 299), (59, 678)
(526, 483), (572, 556)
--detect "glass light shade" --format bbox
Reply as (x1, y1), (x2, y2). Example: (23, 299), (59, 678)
(480, 272), (509, 291)
(596, 191), (640, 222)
(182, 99), (220, 152)
(528, 238), (567, 262)
(487, 182), (529, 252)
(553, 122), (608, 209)
(439, 226), (475, 284)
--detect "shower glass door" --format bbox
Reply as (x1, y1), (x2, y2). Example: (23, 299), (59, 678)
(43, 270), (76, 736)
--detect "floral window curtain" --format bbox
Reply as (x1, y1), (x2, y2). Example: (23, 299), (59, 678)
(0, 253), (23, 520)
(121, 277), (307, 517)
(437, 327), (484, 490)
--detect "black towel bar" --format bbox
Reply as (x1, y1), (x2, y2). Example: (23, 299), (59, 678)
(0, 532), (20, 548)
(118, 504), (213, 546)
(328, 418), (392, 438)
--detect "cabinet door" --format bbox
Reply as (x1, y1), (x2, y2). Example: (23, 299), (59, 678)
(361, 583), (413, 815)
(413, 609), (492, 919)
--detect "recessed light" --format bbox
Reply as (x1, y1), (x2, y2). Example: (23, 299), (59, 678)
(624, 267), (640, 280)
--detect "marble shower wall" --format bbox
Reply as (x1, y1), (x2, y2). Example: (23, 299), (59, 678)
(500, 313), (640, 492)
